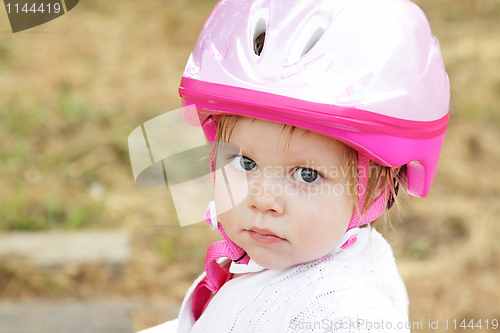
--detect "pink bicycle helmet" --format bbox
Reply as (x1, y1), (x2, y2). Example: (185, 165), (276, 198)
(179, 0), (450, 198)
(179, 0), (450, 319)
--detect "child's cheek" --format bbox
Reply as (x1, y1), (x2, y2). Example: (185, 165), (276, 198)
(214, 177), (236, 217)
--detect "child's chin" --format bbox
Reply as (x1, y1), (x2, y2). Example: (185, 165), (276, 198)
(251, 257), (298, 270)
(249, 256), (279, 270)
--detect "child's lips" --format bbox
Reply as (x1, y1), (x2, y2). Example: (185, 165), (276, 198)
(246, 227), (286, 244)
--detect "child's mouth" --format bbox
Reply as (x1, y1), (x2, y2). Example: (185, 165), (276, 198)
(247, 228), (286, 244)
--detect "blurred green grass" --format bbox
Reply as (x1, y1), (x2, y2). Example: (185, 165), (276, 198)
(0, 83), (119, 231)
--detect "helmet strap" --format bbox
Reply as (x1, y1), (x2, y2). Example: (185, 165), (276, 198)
(346, 152), (389, 232)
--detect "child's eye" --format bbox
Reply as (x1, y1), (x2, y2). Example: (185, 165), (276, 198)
(232, 155), (258, 171)
(293, 167), (322, 184)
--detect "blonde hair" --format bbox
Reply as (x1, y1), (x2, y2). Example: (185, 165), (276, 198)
(215, 115), (407, 228)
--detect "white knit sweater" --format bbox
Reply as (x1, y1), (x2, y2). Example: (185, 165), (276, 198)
(140, 227), (410, 333)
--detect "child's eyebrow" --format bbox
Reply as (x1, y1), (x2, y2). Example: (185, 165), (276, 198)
(237, 145), (257, 159)
(283, 144), (332, 160)
(288, 158), (332, 169)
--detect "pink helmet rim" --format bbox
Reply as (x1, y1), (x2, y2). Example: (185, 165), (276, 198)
(180, 78), (448, 197)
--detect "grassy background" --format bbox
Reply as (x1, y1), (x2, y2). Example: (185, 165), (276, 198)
(0, 0), (499, 331)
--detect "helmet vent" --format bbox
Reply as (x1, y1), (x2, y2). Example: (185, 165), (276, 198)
(287, 16), (328, 65)
(253, 17), (267, 56)
(254, 31), (266, 56)
(301, 27), (325, 58)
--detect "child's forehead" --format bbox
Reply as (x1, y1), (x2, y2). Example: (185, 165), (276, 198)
(233, 117), (332, 141)
(230, 117), (344, 158)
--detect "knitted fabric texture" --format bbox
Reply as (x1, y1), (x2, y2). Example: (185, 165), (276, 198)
(185, 228), (409, 333)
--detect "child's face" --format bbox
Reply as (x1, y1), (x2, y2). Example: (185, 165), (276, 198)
(215, 117), (354, 270)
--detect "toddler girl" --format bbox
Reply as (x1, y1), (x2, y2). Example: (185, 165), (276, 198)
(139, 0), (450, 331)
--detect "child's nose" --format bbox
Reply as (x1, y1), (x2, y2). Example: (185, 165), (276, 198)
(248, 177), (285, 215)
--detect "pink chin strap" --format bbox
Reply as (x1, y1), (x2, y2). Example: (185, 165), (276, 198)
(191, 151), (389, 321)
